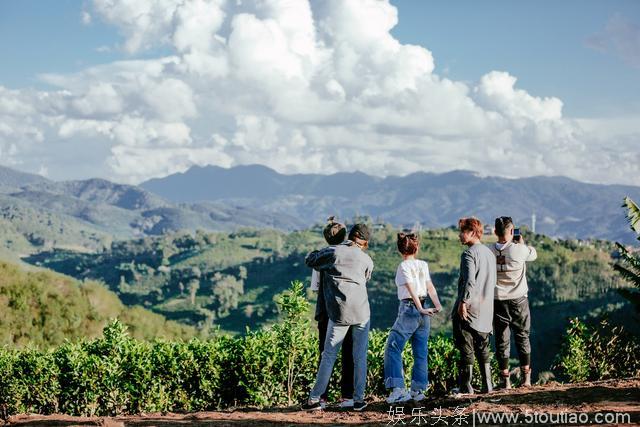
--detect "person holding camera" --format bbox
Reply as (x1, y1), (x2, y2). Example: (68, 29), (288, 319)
(490, 216), (538, 389)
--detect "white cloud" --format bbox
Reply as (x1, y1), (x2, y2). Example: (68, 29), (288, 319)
(0, 0), (637, 187)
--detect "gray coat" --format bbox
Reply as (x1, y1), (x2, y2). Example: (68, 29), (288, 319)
(453, 242), (497, 334)
(305, 241), (373, 326)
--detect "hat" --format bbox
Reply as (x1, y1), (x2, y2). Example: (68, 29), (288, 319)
(349, 223), (370, 242)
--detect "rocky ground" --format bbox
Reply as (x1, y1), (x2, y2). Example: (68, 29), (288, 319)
(6, 378), (640, 426)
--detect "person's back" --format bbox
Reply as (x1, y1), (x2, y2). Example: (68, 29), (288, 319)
(305, 223), (373, 411)
(307, 240), (373, 325)
(490, 216), (538, 389)
(489, 241), (537, 300)
(456, 242), (496, 334)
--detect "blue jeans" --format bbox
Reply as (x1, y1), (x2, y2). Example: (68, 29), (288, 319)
(310, 319), (370, 402)
(383, 301), (431, 391)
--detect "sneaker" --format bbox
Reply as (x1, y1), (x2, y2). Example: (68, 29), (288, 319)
(319, 398), (327, 409)
(302, 398), (323, 411)
(410, 390), (426, 402)
(339, 398), (354, 408)
(386, 387), (411, 404)
(450, 387), (474, 399)
(353, 400), (368, 411)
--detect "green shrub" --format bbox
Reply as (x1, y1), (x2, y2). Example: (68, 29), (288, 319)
(0, 347), (59, 417)
(555, 317), (640, 382)
(236, 280), (316, 407)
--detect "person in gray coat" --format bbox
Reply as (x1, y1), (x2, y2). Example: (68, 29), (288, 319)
(452, 217), (497, 395)
(303, 224), (373, 412)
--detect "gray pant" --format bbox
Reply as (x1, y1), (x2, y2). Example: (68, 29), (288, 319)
(493, 296), (531, 370)
(452, 312), (491, 366)
(310, 319), (370, 402)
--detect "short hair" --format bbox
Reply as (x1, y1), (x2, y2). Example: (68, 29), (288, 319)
(323, 216), (346, 245)
(348, 223), (370, 242)
(494, 216), (514, 238)
(397, 232), (419, 255)
(458, 217), (483, 238)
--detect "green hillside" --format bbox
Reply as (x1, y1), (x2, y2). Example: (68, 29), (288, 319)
(0, 194), (112, 257)
(0, 261), (196, 348)
(23, 225), (634, 370)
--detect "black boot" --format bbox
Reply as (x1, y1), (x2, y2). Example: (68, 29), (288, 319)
(458, 364), (474, 394)
(480, 363), (493, 394)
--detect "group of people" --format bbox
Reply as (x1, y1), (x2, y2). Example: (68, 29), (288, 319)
(303, 216), (537, 411)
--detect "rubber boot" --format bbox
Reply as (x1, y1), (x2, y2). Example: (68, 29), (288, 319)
(458, 364), (474, 394)
(520, 366), (532, 387)
(480, 363), (493, 394)
(498, 370), (512, 390)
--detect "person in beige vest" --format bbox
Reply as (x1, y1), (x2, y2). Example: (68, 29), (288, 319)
(490, 216), (537, 389)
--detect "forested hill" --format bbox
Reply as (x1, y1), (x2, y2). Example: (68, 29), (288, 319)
(25, 226), (634, 370)
(0, 261), (196, 347)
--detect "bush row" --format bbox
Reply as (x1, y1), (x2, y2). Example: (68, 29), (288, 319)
(0, 281), (462, 418)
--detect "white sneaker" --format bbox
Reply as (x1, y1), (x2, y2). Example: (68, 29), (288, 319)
(339, 398), (354, 408)
(410, 390), (426, 402)
(386, 388), (411, 404)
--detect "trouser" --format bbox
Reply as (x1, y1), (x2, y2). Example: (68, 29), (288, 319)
(317, 317), (354, 399)
(452, 312), (490, 366)
(493, 296), (531, 370)
(310, 319), (370, 402)
(383, 300), (431, 391)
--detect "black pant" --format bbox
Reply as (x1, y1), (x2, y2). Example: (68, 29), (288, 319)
(493, 296), (531, 370)
(452, 312), (490, 366)
(317, 317), (354, 400)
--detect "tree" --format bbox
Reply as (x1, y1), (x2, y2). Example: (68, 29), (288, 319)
(614, 196), (640, 312)
(211, 275), (244, 317)
(187, 279), (200, 306)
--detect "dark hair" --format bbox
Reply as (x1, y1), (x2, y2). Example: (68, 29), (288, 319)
(348, 223), (370, 246)
(397, 231), (419, 255)
(494, 216), (513, 238)
(458, 217), (483, 238)
(323, 216), (347, 245)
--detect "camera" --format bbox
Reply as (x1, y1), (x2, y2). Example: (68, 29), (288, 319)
(513, 228), (521, 242)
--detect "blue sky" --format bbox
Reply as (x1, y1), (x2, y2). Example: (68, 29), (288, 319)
(0, 0), (638, 185)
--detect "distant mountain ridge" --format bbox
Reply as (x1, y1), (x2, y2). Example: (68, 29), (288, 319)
(0, 165), (306, 254)
(1, 164), (639, 245)
(142, 164), (640, 244)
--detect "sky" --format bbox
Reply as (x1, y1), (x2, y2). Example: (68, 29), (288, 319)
(0, 0), (639, 185)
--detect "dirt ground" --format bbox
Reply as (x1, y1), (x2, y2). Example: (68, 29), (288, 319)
(6, 378), (640, 426)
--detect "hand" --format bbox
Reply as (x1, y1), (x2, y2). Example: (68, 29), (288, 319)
(457, 302), (469, 321)
(420, 308), (438, 316)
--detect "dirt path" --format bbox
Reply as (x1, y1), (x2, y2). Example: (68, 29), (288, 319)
(6, 378), (640, 426)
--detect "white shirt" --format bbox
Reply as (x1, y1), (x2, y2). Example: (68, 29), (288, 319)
(395, 259), (431, 301)
(310, 269), (320, 291)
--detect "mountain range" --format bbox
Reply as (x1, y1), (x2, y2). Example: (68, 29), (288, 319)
(142, 164), (640, 244)
(1, 164), (639, 250)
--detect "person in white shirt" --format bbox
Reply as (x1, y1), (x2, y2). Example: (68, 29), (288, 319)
(383, 231), (443, 404)
(490, 216), (538, 389)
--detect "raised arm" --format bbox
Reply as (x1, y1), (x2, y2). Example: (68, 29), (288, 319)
(305, 247), (336, 271)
